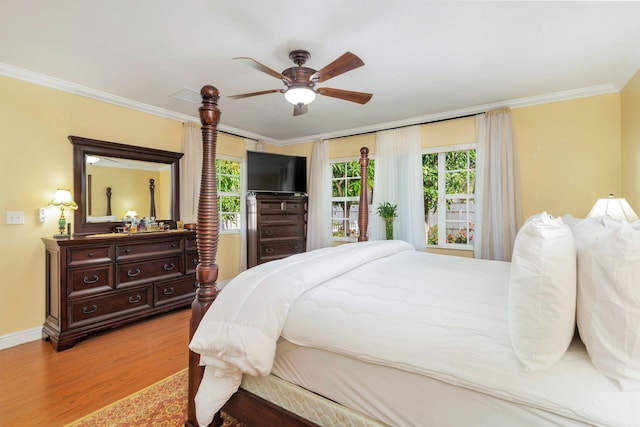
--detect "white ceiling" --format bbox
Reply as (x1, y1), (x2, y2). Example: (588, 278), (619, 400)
(2, 1), (640, 144)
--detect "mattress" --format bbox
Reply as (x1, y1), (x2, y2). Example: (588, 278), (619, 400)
(265, 339), (591, 427)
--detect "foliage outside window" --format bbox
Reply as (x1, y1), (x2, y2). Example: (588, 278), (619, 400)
(423, 147), (476, 248)
(216, 158), (241, 232)
(331, 158), (375, 241)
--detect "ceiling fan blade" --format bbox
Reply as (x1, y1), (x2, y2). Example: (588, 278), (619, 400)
(316, 87), (373, 105)
(293, 103), (308, 116)
(310, 52), (365, 83)
(228, 89), (283, 99)
(233, 57), (291, 82)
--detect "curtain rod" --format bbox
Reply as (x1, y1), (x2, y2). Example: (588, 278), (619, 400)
(327, 112), (480, 141)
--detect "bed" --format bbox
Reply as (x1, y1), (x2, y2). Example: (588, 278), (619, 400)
(186, 86), (640, 427)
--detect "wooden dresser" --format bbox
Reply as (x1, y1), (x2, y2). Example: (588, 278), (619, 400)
(42, 231), (198, 351)
(247, 194), (307, 268)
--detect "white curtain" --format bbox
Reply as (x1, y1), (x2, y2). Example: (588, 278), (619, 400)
(180, 122), (202, 223)
(238, 139), (255, 272)
(474, 108), (522, 261)
(245, 139), (265, 153)
(306, 139), (332, 250)
(371, 125), (425, 249)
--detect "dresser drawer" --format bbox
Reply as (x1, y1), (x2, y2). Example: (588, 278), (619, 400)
(259, 240), (305, 262)
(259, 213), (306, 223)
(186, 236), (197, 251)
(260, 224), (305, 240)
(116, 239), (183, 260)
(67, 245), (114, 266)
(69, 287), (152, 327)
(155, 276), (196, 306)
(116, 255), (183, 288)
(68, 265), (113, 297)
(258, 200), (306, 213)
(186, 252), (199, 274)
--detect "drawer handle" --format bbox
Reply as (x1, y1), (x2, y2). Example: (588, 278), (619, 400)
(163, 287), (175, 295)
(193, 259), (199, 265)
(264, 229), (274, 236)
(128, 295), (142, 304)
(163, 263), (176, 271)
(265, 247), (274, 254)
(83, 275), (99, 284)
(82, 304), (98, 314)
(171, 243), (178, 248)
(127, 268), (141, 277)
(88, 252), (94, 257)
(125, 248), (132, 254)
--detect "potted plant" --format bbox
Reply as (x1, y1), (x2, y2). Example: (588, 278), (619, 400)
(376, 202), (398, 240)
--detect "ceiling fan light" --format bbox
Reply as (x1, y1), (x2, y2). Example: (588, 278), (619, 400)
(284, 87), (316, 105)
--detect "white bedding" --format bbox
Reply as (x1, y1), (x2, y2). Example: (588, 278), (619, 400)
(190, 240), (640, 427)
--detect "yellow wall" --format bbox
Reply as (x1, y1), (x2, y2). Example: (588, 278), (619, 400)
(1, 71), (638, 339)
(421, 115), (476, 148)
(0, 76), (235, 336)
(512, 93), (621, 219)
(621, 68), (640, 211)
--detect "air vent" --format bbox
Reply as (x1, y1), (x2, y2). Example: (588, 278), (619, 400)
(170, 88), (201, 104)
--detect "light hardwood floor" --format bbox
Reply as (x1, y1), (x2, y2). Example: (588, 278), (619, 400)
(0, 307), (191, 426)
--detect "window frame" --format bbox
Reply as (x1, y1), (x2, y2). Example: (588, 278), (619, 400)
(330, 155), (374, 242)
(216, 154), (243, 235)
(423, 143), (476, 251)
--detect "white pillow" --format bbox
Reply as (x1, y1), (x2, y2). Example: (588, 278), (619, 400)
(509, 212), (577, 371)
(573, 217), (640, 390)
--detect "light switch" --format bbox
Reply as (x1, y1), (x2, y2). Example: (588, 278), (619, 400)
(39, 208), (47, 223)
(6, 211), (25, 225)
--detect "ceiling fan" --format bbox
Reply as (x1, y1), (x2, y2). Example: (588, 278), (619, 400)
(229, 50), (373, 116)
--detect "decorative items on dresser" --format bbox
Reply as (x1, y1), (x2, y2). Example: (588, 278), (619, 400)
(42, 231), (198, 351)
(246, 194), (308, 268)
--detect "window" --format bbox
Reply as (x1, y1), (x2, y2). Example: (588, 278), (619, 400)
(331, 158), (375, 241)
(216, 157), (242, 232)
(423, 146), (476, 248)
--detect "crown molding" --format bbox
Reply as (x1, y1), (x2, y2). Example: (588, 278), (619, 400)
(2, 63), (617, 146)
(277, 83), (618, 145)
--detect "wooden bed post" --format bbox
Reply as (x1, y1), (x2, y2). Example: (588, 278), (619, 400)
(149, 179), (156, 218)
(358, 146), (369, 242)
(187, 85), (222, 427)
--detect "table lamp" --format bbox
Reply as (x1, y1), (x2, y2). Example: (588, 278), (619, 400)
(587, 194), (639, 222)
(49, 189), (78, 237)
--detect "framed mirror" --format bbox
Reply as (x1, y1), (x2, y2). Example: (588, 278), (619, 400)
(70, 136), (183, 235)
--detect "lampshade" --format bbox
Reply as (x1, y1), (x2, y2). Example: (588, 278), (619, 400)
(48, 189), (78, 237)
(284, 87), (316, 105)
(587, 194), (639, 222)
(48, 189), (78, 209)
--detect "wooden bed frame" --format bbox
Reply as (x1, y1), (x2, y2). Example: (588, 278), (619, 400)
(186, 85), (371, 427)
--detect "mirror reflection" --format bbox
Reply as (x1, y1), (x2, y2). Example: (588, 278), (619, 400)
(85, 155), (172, 223)
(70, 135), (182, 235)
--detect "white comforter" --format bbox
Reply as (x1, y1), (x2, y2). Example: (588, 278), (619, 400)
(190, 240), (639, 427)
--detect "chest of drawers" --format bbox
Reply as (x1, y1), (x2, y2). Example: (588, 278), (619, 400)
(247, 194), (307, 268)
(42, 231), (198, 350)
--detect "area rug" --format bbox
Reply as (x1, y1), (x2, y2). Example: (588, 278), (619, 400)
(65, 368), (244, 427)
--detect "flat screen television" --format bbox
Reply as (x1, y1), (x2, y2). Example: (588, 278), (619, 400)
(246, 151), (307, 194)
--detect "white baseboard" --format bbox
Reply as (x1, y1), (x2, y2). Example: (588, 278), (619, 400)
(0, 327), (42, 350)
